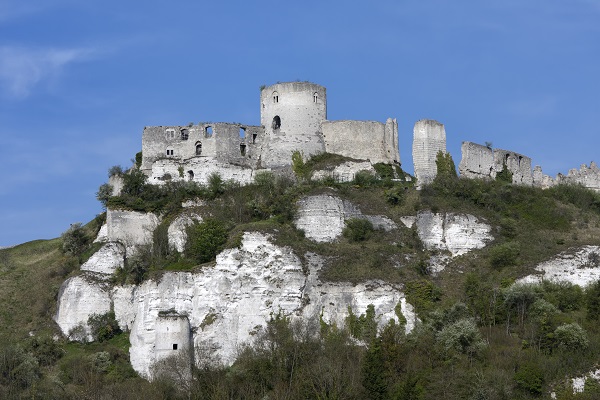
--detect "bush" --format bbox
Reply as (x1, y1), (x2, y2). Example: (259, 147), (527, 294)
(96, 183), (113, 210)
(489, 241), (520, 268)
(61, 222), (88, 256)
(88, 311), (122, 342)
(514, 363), (544, 395)
(108, 165), (124, 177)
(343, 218), (374, 242)
(586, 280), (600, 321)
(553, 323), (589, 351)
(207, 173), (224, 198)
(186, 219), (229, 263)
(353, 170), (379, 187)
(436, 318), (486, 358)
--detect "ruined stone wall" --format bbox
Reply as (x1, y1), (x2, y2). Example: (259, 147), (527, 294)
(412, 119), (446, 187)
(259, 82), (327, 168)
(493, 149), (533, 185)
(458, 141), (533, 185)
(458, 142), (494, 179)
(322, 118), (399, 164)
(141, 123), (261, 176)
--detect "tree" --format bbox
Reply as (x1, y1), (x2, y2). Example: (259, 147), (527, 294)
(61, 222), (88, 256)
(96, 183), (113, 210)
(434, 150), (457, 180)
(186, 219), (229, 263)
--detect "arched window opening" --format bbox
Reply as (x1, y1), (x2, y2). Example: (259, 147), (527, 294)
(240, 143), (247, 157)
(272, 115), (281, 130)
(205, 126), (213, 138)
(273, 91), (279, 103)
(166, 147), (174, 156)
(313, 92), (318, 103)
(518, 156), (523, 167)
(239, 127), (246, 138)
(187, 170), (194, 180)
(195, 142), (202, 156)
(180, 129), (189, 140)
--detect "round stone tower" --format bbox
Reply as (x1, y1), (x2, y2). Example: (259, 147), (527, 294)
(259, 82), (327, 168)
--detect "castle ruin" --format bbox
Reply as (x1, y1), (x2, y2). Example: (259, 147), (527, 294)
(141, 82), (400, 185)
(139, 80), (599, 192)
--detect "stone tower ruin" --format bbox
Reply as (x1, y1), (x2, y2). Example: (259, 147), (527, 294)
(259, 82), (328, 168)
(412, 119), (447, 187)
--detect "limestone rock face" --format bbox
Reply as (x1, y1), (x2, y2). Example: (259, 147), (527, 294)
(518, 246), (600, 287)
(55, 232), (415, 378)
(415, 211), (493, 257)
(106, 209), (160, 254)
(312, 161), (376, 183)
(295, 194), (397, 242)
(93, 224), (109, 243)
(54, 276), (111, 340)
(167, 213), (203, 253)
(80, 242), (125, 276)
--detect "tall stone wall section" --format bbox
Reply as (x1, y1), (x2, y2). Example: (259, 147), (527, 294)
(259, 82), (327, 168)
(322, 118), (399, 164)
(141, 123), (261, 177)
(458, 141), (533, 185)
(412, 119), (446, 187)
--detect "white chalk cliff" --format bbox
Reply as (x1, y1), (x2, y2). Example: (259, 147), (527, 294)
(55, 232), (416, 378)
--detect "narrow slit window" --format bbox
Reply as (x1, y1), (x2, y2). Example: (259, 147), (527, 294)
(240, 143), (246, 156)
(252, 133), (257, 144)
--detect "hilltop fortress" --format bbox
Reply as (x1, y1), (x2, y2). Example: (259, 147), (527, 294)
(140, 80), (600, 192)
(141, 81), (399, 185)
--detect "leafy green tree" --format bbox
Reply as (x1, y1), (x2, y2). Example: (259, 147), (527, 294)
(586, 280), (600, 321)
(435, 150), (457, 180)
(186, 219), (229, 263)
(61, 222), (88, 256)
(96, 183), (113, 210)
(88, 311), (122, 342)
(553, 323), (589, 351)
(343, 218), (374, 242)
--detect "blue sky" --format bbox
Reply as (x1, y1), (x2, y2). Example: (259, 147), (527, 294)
(1, 0), (599, 246)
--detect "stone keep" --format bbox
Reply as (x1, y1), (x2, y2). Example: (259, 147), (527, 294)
(260, 82), (327, 168)
(412, 119), (447, 187)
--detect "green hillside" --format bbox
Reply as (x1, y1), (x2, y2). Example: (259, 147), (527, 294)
(2, 154), (600, 399)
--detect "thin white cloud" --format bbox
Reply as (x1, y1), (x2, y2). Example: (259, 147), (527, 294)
(0, 46), (94, 99)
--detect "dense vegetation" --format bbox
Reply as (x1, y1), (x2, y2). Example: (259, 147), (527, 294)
(2, 152), (600, 398)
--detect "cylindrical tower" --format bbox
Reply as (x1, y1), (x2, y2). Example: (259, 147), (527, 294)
(259, 82), (327, 168)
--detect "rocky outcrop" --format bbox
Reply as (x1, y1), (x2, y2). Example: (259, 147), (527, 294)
(167, 213), (203, 253)
(55, 232), (415, 378)
(295, 194), (397, 242)
(80, 242), (125, 276)
(518, 246), (600, 287)
(415, 211), (493, 257)
(311, 161), (376, 183)
(106, 209), (160, 254)
(54, 276), (112, 340)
